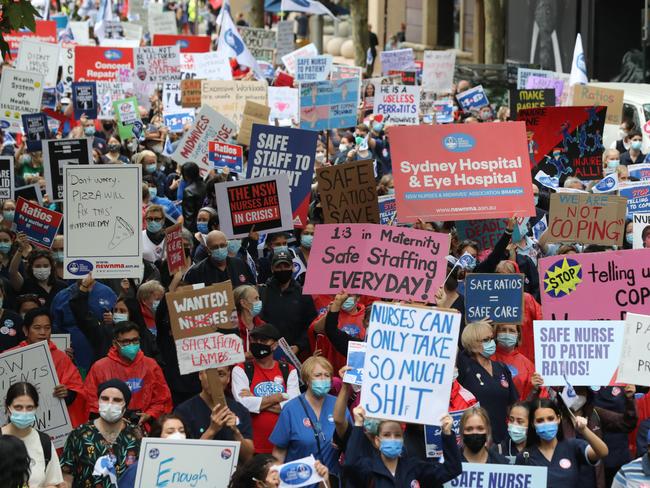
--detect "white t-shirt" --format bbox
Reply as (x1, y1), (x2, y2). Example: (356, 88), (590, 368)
(1, 427), (64, 488)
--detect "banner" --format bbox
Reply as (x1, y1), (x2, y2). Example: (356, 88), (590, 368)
(247, 124), (318, 228)
(445, 463), (547, 488)
(4, 20), (56, 58)
(14, 197), (63, 248)
(268, 87), (299, 124)
(281, 43), (318, 74)
(113, 97), (141, 140)
(148, 10), (177, 35)
(390, 122), (536, 222)
(380, 48), (415, 74)
(74, 46), (134, 81)
(465, 274), (525, 324)
(519, 106), (607, 181)
(239, 27), (276, 62)
(316, 160), (379, 224)
(134, 45), (181, 83)
(540, 249), (650, 320)
(152, 34), (211, 53)
(378, 195), (397, 225)
(215, 175), (294, 239)
(299, 78), (359, 131)
(134, 438), (240, 487)
(509, 89), (554, 119)
(0, 156), (14, 199)
(619, 182), (650, 217)
(375, 84), (420, 126)
(15, 38), (60, 87)
(456, 85), (489, 113)
(632, 213), (650, 249)
(0, 68), (44, 132)
(42, 138), (93, 201)
(425, 407), (470, 458)
(617, 313), (650, 387)
(164, 223), (188, 275)
(422, 50), (456, 93)
(361, 302), (460, 425)
(209, 141), (244, 173)
(200, 80), (268, 129)
(295, 55), (333, 82)
(572, 84), (624, 125)
(303, 223), (450, 301)
(533, 320), (624, 386)
(22, 113), (49, 151)
(63, 165), (143, 279)
(546, 193), (627, 246)
(176, 332), (245, 375)
(71, 82), (98, 120)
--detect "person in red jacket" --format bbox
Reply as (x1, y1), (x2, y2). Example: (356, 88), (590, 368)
(14, 307), (87, 427)
(84, 321), (172, 428)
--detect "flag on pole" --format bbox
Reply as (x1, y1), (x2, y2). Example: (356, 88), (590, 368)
(216, 0), (265, 79)
(93, 0), (115, 41)
(280, 0), (337, 21)
(569, 33), (588, 86)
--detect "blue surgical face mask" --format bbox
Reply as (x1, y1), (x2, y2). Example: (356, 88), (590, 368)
(53, 251), (65, 262)
(0, 242), (11, 254)
(251, 300), (263, 317)
(508, 424), (527, 444)
(533, 195), (539, 206)
(300, 234), (313, 249)
(227, 239), (242, 254)
(386, 187), (395, 195)
(113, 312), (129, 323)
(146, 163), (157, 174)
(148, 187), (158, 199)
(2, 210), (15, 221)
(631, 140), (643, 151)
(481, 339), (496, 358)
(341, 297), (356, 312)
(535, 421), (559, 441)
(607, 160), (620, 169)
(379, 438), (403, 458)
(496, 332), (518, 349)
(10, 410), (36, 429)
(84, 126), (96, 136)
(147, 220), (163, 233)
(311, 379), (331, 397)
(197, 222), (209, 234)
(626, 233), (634, 245)
(274, 245), (288, 255)
(211, 247), (228, 262)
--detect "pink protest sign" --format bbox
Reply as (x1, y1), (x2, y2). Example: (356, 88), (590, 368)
(303, 223), (450, 301)
(539, 249), (650, 321)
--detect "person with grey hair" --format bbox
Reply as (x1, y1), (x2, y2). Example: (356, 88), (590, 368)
(563, 176), (585, 190)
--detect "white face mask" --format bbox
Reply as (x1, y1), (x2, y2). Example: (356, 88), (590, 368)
(98, 401), (124, 423)
(165, 431), (187, 440)
(33, 267), (51, 281)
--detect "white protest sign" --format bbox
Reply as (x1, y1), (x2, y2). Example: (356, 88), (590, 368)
(445, 463), (548, 488)
(16, 38), (61, 88)
(375, 84), (420, 125)
(533, 320), (624, 386)
(273, 455), (325, 488)
(121, 22), (144, 40)
(63, 165), (143, 279)
(59, 43), (75, 94)
(0, 341), (73, 448)
(0, 69), (44, 132)
(361, 303), (460, 425)
(633, 213), (650, 249)
(50, 334), (71, 352)
(343, 341), (366, 385)
(295, 55), (333, 82)
(281, 43), (318, 75)
(380, 48), (415, 74)
(96, 81), (135, 120)
(276, 20), (295, 59)
(134, 438), (240, 487)
(69, 21), (90, 44)
(180, 52), (233, 81)
(617, 313), (650, 386)
(239, 26), (276, 62)
(423, 50), (456, 93)
(100, 38), (140, 48)
(176, 332), (245, 375)
(268, 87), (299, 125)
(148, 10), (177, 35)
(135, 45), (181, 83)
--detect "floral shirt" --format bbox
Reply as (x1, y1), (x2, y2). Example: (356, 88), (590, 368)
(60, 420), (141, 488)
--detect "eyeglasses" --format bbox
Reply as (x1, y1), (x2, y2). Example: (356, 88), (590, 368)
(116, 338), (140, 346)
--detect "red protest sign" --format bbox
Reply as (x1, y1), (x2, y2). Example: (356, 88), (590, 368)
(14, 197), (63, 249)
(164, 223), (188, 275)
(74, 46), (134, 81)
(4, 21), (57, 59)
(152, 34), (211, 53)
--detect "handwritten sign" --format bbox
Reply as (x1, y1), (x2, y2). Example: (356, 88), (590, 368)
(281, 43), (318, 74)
(268, 87), (299, 124)
(238, 27), (276, 62)
(236, 101), (271, 147)
(572, 84), (624, 125)
(134, 45), (181, 83)
(465, 274), (524, 324)
(16, 38), (60, 87)
(167, 282), (235, 339)
(176, 332), (245, 375)
(0, 68), (44, 132)
(617, 313), (650, 387)
(164, 223), (187, 275)
(200, 80), (268, 130)
(509, 89), (554, 119)
(380, 48), (415, 75)
(276, 20), (295, 59)
(375, 84), (420, 126)
(445, 463), (547, 488)
(14, 197), (63, 249)
(422, 50), (456, 93)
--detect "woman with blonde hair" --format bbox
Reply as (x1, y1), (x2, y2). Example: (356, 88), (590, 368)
(459, 406), (508, 464)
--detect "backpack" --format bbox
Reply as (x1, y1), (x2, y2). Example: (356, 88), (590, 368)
(36, 430), (52, 467)
(244, 360), (290, 388)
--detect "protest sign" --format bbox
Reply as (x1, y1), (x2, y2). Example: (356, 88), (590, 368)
(342, 341), (366, 385)
(113, 97), (141, 140)
(380, 48), (415, 74)
(0, 156), (14, 199)
(239, 27), (276, 62)
(533, 215), (548, 241)
(13, 184), (43, 205)
(275, 19), (295, 58)
(456, 85), (490, 113)
(517, 67), (554, 89)
(533, 320), (624, 386)
(375, 84), (420, 126)
(316, 160), (379, 224)
(215, 175), (294, 238)
(422, 50), (456, 93)
(0, 341), (72, 448)
(546, 193), (627, 246)
(180, 52), (232, 81)
(166, 282), (235, 340)
(59, 43), (76, 94)
(200, 80), (268, 130)
(164, 223), (188, 275)
(295, 55), (333, 82)
(209, 141), (244, 173)
(96, 81), (135, 120)
(632, 213), (650, 249)
(5, 20), (57, 58)
(539, 249), (650, 321)
(63, 165), (143, 279)
(176, 332), (245, 375)
(300, 78), (360, 131)
(378, 195), (397, 225)
(619, 182), (650, 217)
(248, 124), (318, 228)
(148, 10), (177, 35)
(572, 84), (624, 125)
(360, 302), (460, 425)
(14, 197), (63, 248)
(509, 89), (554, 119)
(171, 106), (237, 174)
(331, 65), (364, 82)
(69, 21), (90, 44)
(390, 122), (535, 222)
(74, 46), (134, 81)
(50, 334), (71, 352)
(121, 22), (144, 41)
(465, 274), (525, 324)
(281, 43), (318, 74)
(445, 463), (547, 488)
(526, 75), (567, 105)
(162, 81), (194, 132)
(134, 438), (240, 488)
(71, 82), (98, 120)
(237, 101), (271, 146)
(42, 138), (93, 202)
(387, 70), (417, 86)
(134, 45), (181, 83)
(303, 223), (449, 301)
(628, 163), (650, 181)
(152, 34), (211, 53)
(268, 87), (299, 124)
(22, 113), (49, 151)
(425, 407), (469, 458)
(181, 79), (202, 108)
(0, 68), (44, 132)
(617, 313), (650, 387)
(519, 106), (607, 180)
(15, 39), (60, 88)
(273, 455), (325, 488)
(433, 100), (454, 123)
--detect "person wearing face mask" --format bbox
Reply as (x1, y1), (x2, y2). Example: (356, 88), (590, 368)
(517, 399), (609, 488)
(459, 406), (508, 464)
(621, 131), (645, 165)
(135, 280), (164, 337)
(232, 324), (300, 454)
(610, 120), (634, 154)
(0, 228), (17, 278)
(18, 150), (43, 183)
(83, 322), (172, 429)
(104, 136), (129, 164)
(192, 207), (219, 262)
(256, 232), (294, 285)
(612, 429), (650, 488)
(497, 402), (531, 464)
(456, 320), (519, 444)
(9, 246), (67, 309)
(344, 405), (461, 487)
(142, 179), (182, 224)
(137, 149), (166, 195)
(334, 134), (355, 164)
(603, 148), (622, 175)
(61, 379), (141, 488)
(623, 220), (634, 250)
(141, 205), (166, 263)
(0, 199), (16, 231)
(234, 285), (264, 353)
(293, 222), (315, 286)
(1, 382), (64, 488)
(50, 235), (65, 280)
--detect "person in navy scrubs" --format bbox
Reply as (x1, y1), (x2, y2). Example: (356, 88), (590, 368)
(458, 406), (508, 464)
(516, 398), (609, 488)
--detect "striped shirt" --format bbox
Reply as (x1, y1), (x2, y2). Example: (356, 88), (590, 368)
(612, 455), (650, 488)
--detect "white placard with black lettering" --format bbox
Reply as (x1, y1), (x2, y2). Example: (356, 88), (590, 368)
(42, 138), (93, 202)
(16, 38), (61, 88)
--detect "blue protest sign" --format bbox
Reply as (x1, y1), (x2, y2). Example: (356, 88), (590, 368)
(22, 113), (49, 152)
(433, 100), (454, 124)
(247, 124), (318, 228)
(209, 141), (244, 172)
(456, 85), (489, 113)
(628, 163), (650, 181)
(342, 341), (366, 386)
(592, 172), (618, 193)
(14, 197), (63, 248)
(425, 407), (471, 458)
(71, 82), (98, 120)
(465, 273), (525, 324)
(532, 215), (547, 240)
(163, 112), (194, 133)
(378, 195), (396, 225)
(618, 182), (650, 217)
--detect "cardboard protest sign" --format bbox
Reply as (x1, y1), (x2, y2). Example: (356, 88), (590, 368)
(166, 282), (235, 340)
(361, 302), (460, 425)
(378, 195), (397, 225)
(0, 68), (44, 132)
(134, 438), (240, 488)
(171, 106), (237, 174)
(121, 22), (144, 41)
(276, 20), (295, 59)
(71, 82), (98, 120)
(162, 82), (194, 132)
(268, 87), (299, 124)
(215, 175), (294, 238)
(300, 78), (360, 131)
(465, 274), (525, 324)
(239, 27), (276, 62)
(295, 55), (333, 82)
(180, 79), (202, 108)
(201, 80), (268, 130)
(316, 160), (379, 224)
(519, 106), (607, 181)
(619, 182), (650, 217)
(425, 407), (469, 458)
(281, 43), (318, 74)
(445, 463), (547, 488)
(113, 97), (141, 140)
(546, 193), (627, 246)
(180, 52), (232, 81)
(632, 213), (650, 249)
(509, 89), (554, 119)
(134, 45), (181, 83)
(422, 50), (456, 93)
(209, 141), (244, 173)
(176, 332), (245, 375)
(390, 122), (536, 222)
(13, 184), (43, 205)
(14, 197), (63, 248)
(22, 113), (49, 151)
(63, 165), (143, 279)
(152, 34), (211, 53)
(74, 46), (134, 81)
(164, 223), (188, 275)
(617, 313), (650, 387)
(15, 38), (60, 88)
(42, 138), (93, 202)
(533, 320), (624, 386)
(303, 223), (449, 301)
(572, 84), (624, 125)
(342, 341), (366, 386)
(0, 341), (73, 448)
(248, 124), (318, 228)
(237, 101), (271, 146)
(380, 48), (415, 74)
(375, 85), (420, 126)
(0, 156), (14, 200)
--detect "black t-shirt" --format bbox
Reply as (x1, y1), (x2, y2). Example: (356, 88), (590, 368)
(175, 395), (253, 441)
(0, 309), (24, 352)
(20, 277), (68, 309)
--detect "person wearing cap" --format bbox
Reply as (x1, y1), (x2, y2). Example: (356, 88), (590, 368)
(612, 428), (650, 487)
(259, 249), (317, 356)
(61, 379), (141, 488)
(231, 323), (300, 454)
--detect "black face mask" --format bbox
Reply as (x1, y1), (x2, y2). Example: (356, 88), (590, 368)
(102, 122), (114, 131)
(250, 342), (272, 360)
(273, 270), (292, 285)
(463, 433), (487, 453)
